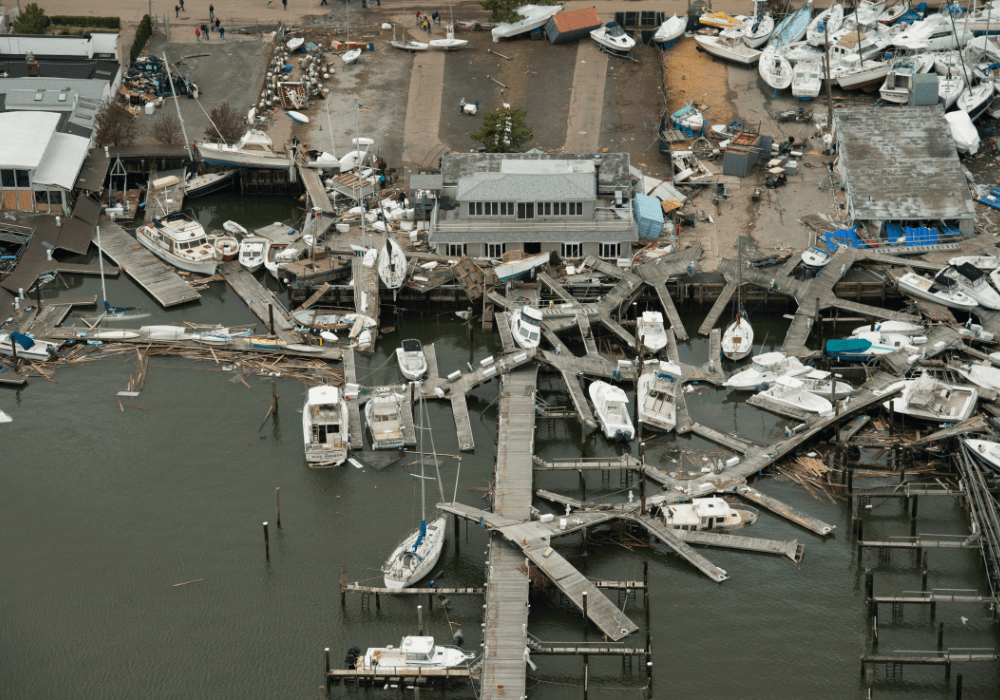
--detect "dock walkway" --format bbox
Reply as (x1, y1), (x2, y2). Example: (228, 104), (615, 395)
(219, 262), (299, 342)
(344, 350), (363, 450)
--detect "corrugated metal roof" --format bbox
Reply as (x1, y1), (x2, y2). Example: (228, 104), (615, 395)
(442, 151), (631, 193)
(0, 111), (60, 169)
(835, 106), (975, 221)
(457, 171), (595, 202)
(551, 7), (602, 32)
(32, 132), (91, 190)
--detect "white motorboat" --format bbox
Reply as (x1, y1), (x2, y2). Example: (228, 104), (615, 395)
(856, 0), (887, 25)
(938, 72), (966, 108)
(390, 39), (429, 51)
(238, 235), (267, 272)
(792, 60), (823, 99)
(759, 46), (794, 89)
(136, 211), (222, 275)
(946, 109), (981, 155)
(949, 255), (1000, 271)
(755, 375), (833, 415)
(378, 238), (407, 289)
(342, 48), (362, 64)
(303, 385), (349, 467)
(793, 368), (855, 400)
(209, 232), (240, 261)
(694, 29), (763, 65)
(591, 22), (636, 52)
(495, 249), (549, 282)
(191, 328), (249, 345)
(265, 242), (304, 280)
(850, 320), (925, 336)
(184, 169), (235, 198)
(430, 25), (469, 49)
(0, 331), (60, 361)
(196, 130), (292, 170)
(491, 4), (563, 42)
(287, 37), (305, 51)
(807, 3), (844, 45)
(722, 313), (754, 361)
(834, 54), (891, 90)
(896, 271), (978, 311)
(743, 0), (775, 48)
(510, 305), (543, 349)
(396, 339), (428, 381)
(801, 244), (834, 268)
(659, 496), (758, 531)
(699, 11), (744, 30)
(356, 636), (475, 672)
(637, 310), (668, 353)
(825, 331), (917, 361)
(880, 57), (924, 103)
(880, 373), (977, 423)
(963, 438), (1000, 474)
(878, 1), (909, 24)
(936, 263), (1000, 310)
(654, 14), (687, 47)
(780, 40), (825, 64)
(724, 351), (806, 390)
(957, 78), (994, 122)
(589, 381), (635, 442)
(893, 13), (971, 52)
(365, 391), (406, 450)
(768, 1), (813, 49)
(638, 360), (682, 432)
(950, 361), (1000, 391)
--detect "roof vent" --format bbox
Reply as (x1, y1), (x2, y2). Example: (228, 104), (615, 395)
(58, 93), (67, 102)
(34, 92), (43, 102)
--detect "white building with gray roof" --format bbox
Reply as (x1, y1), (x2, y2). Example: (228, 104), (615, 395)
(422, 151), (638, 262)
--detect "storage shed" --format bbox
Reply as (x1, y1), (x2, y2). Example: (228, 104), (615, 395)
(633, 193), (664, 239)
(722, 132), (767, 178)
(545, 7), (602, 44)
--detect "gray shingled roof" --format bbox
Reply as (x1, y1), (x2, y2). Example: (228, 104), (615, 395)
(442, 151), (631, 194)
(430, 228), (636, 244)
(835, 106), (975, 222)
(457, 171), (595, 202)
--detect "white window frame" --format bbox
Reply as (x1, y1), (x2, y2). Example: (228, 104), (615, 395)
(446, 244), (468, 257)
(485, 243), (504, 258)
(561, 242), (583, 260)
(599, 242), (619, 259)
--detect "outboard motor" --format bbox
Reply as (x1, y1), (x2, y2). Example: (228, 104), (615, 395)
(345, 645), (362, 669)
(453, 630), (464, 647)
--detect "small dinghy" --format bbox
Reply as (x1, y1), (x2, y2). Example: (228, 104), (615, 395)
(759, 46), (794, 89)
(638, 360), (681, 432)
(430, 25), (469, 49)
(589, 381), (635, 442)
(637, 310), (668, 353)
(287, 37), (305, 51)
(223, 220), (248, 235)
(287, 110), (310, 124)
(850, 320), (925, 336)
(303, 385), (349, 467)
(396, 339), (428, 381)
(754, 375), (833, 415)
(378, 238), (408, 289)
(653, 14), (687, 47)
(210, 233), (240, 261)
(791, 60), (823, 99)
(141, 325), (194, 341)
(88, 330), (140, 340)
(238, 236), (268, 272)
(342, 48), (362, 64)
(724, 351), (805, 390)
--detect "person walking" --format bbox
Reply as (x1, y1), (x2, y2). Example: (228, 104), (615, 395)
(175, 4), (180, 17)
(219, 24), (225, 39)
(195, 26), (201, 41)
(179, 0), (184, 9)
(209, 4), (214, 19)
(215, 17), (220, 32)
(282, 0), (288, 9)
(320, 0), (328, 5)
(432, 10), (439, 25)
(415, 10), (421, 24)
(202, 22), (210, 39)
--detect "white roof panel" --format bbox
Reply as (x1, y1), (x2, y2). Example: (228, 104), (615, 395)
(32, 132), (91, 190)
(0, 112), (61, 170)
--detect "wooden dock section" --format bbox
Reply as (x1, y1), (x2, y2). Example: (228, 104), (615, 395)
(93, 221), (200, 308)
(351, 256), (381, 330)
(145, 168), (185, 219)
(577, 313), (599, 355)
(626, 514), (729, 582)
(689, 423), (752, 454)
(735, 486), (835, 536)
(671, 529), (803, 563)
(450, 393), (474, 452)
(651, 280), (687, 340)
(496, 311), (515, 352)
(297, 155), (335, 213)
(344, 351), (364, 450)
(673, 380), (694, 433)
(557, 368), (599, 432)
(219, 262), (299, 342)
(538, 271), (581, 305)
(698, 282), (735, 336)
(433, 349), (536, 397)
(858, 536), (980, 550)
(423, 343), (440, 379)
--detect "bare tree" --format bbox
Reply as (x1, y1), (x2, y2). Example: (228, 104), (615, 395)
(204, 102), (245, 144)
(152, 113), (183, 145)
(94, 100), (138, 147)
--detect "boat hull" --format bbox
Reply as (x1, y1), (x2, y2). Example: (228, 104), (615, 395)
(495, 252), (549, 282)
(695, 35), (762, 64)
(196, 144), (290, 170)
(184, 170), (235, 198)
(135, 228), (220, 275)
(382, 516), (447, 589)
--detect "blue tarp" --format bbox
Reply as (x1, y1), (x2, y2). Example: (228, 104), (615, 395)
(633, 193), (665, 239)
(10, 332), (33, 349)
(905, 226), (938, 246)
(886, 223), (905, 244)
(822, 227), (864, 250)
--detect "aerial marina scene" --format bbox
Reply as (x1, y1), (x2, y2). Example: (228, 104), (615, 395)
(2, 0), (1000, 698)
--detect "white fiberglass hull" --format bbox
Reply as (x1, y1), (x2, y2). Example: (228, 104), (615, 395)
(509, 309), (541, 349)
(491, 4), (562, 41)
(758, 386), (833, 414)
(396, 349), (428, 381)
(382, 515), (446, 589)
(722, 317), (754, 360)
(637, 372), (677, 432)
(379, 240), (408, 289)
(694, 34), (762, 65)
(135, 228), (220, 276)
(495, 252), (549, 282)
(196, 143), (291, 170)
(897, 274), (978, 311)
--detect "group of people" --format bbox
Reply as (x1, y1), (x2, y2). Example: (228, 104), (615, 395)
(415, 10), (440, 32)
(194, 18), (224, 41)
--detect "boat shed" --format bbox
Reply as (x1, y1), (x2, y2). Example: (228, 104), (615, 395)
(545, 7), (602, 43)
(834, 106), (976, 236)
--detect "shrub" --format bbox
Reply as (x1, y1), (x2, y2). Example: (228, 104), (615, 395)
(130, 15), (153, 65)
(50, 16), (121, 29)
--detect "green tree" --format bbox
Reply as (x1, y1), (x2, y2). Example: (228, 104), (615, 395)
(94, 100), (138, 147)
(14, 3), (51, 34)
(478, 0), (557, 24)
(469, 106), (533, 153)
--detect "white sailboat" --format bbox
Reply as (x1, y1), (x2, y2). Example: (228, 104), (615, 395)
(495, 249), (549, 282)
(806, 3), (844, 46)
(589, 381), (635, 441)
(638, 360), (682, 432)
(303, 385), (349, 467)
(378, 238), (408, 289)
(759, 46), (794, 89)
(723, 236), (754, 361)
(510, 305), (543, 349)
(724, 351), (806, 390)
(793, 368), (855, 399)
(755, 375), (833, 414)
(382, 386), (446, 589)
(743, 0), (775, 48)
(637, 310), (668, 353)
(694, 29), (764, 65)
(396, 338), (428, 380)
(430, 25), (469, 49)
(957, 77), (995, 122)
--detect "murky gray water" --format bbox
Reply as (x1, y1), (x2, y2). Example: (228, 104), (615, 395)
(2, 197), (997, 699)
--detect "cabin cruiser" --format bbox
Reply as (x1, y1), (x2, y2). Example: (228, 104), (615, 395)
(878, 1), (909, 24)
(892, 13), (971, 52)
(806, 3), (844, 47)
(801, 245), (835, 268)
(792, 60), (823, 99)
(589, 380), (634, 441)
(302, 385), (349, 467)
(963, 438), (1000, 474)
(396, 339), (428, 381)
(850, 320), (925, 336)
(491, 4), (563, 41)
(936, 263), (1000, 309)
(880, 57), (931, 104)
(638, 360), (682, 432)
(136, 211), (222, 275)
(196, 130), (292, 169)
(825, 331), (917, 361)
(654, 14), (687, 46)
(355, 636), (476, 672)
(793, 368), (855, 400)
(878, 372), (977, 423)
(510, 305), (543, 349)
(365, 391), (406, 449)
(896, 271), (978, 311)
(0, 331), (61, 361)
(855, 0), (887, 25)
(591, 22), (636, 52)
(754, 375), (833, 415)
(949, 255), (1000, 271)
(238, 236), (268, 272)
(724, 351), (806, 390)
(659, 496), (758, 531)
(695, 29), (764, 65)
(637, 311), (668, 353)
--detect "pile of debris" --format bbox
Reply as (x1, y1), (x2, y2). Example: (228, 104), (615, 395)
(119, 55), (196, 109)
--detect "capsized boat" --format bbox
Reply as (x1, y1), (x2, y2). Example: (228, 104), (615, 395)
(792, 60), (823, 99)
(879, 372), (977, 423)
(949, 255), (1000, 271)
(589, 381), (634, 442)
(0, 331), (61, 361)
(366, 391), (406, 449)
(850, 320), (925, 336)
(637, 310), (668, 353)
(591, 22), (637, 52)
(825, 331), (917, 361)
(896, 271), (978, 311)
(806, 3), (844, 46)
(724, 351), (806, 390)
(793, 368), (855, 400)
(759, 46), (794, 89)
(196, 130), (292, 170)
(754, 375), (833, 415)
(949, 361), (1000, 391)
(694, 29), (763, 65)
(936, 263), (1000, 310)
(136, 211), (222, 275)
(510, 305), (543, 349)
(659, 496), (758, 531)
(238, 236), (268, 272)
(0, 409), (10, 424)
(496, 249), (549, 282)
(184, 169), (235, 198)
(378, 238), (408, 289)
(768, 1), (813, 49)
(856, 0), (887, 25)
(303, 385), (349, 467)
(963, 438), (1000, 474)
(356, 636), (475, 672)
(722, 312), (754, 361)
(638, 360), (681, 432)
(491, 4), (563, 42)
(396, 338), (428, 381)
(654, 14), (687, 47)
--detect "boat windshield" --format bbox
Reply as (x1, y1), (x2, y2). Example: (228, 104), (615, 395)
(606, 22), (626, 37)
(521, 313), (541, 328)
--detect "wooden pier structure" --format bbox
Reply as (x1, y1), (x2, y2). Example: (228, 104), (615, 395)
(218, 262), (300, 343)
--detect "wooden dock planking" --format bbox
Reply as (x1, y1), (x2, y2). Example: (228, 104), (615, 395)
(351, 255), (381, 328)
(825, 297), (920, 322)
(496, 311), (515, 352)
(219, 262), (299, 342)
(671, 529), (802, 562)
(535, 489), (587, 509)
(537, 271), (580, 304)
(344, 350), (364, 450)
(673, 379), (694, 433)
(634, 245), (701, 283)
(698, 282), (735, 335)
(782, 312), (815, 357)
(652, 281), (687, 340)
(541, 328), (571, 355)
(51, 262), (120, 277)
(626, 514), (728, 582)
(778, 255), (800, 276)
(399, 394), (418, 446)
(437, 349), (536, 396)
(297, 158), (335, 213)
(423, 342), (440, 379)
(577, 313), (599, 356)
(597, 315), (637, 347)
(736, 487), (835, 536)
(92, 221), (200, 308)
(450, 392), (475, 451)
(557, 368), (599, 432)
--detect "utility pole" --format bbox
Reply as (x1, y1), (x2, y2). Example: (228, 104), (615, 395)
(824, 21), (834, 135)
(162, 52), (194, 162)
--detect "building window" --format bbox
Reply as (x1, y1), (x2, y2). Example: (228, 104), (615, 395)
(15, 170), (29, 188)
(561, 243), (582, 259)
(0, 170), (13, 188)
(517, 202), (534, 219)
(559, 202), (567, 216)
(489, 202), (498, 216)
(485, 243), (504, 258)
(599, 243), (620, 259)
(446, 244), (467, 257)
(536, 202), (551, 216)
(624, 11), (638, 27)
(640, 11), (657, 26)
(468, 202), (475, 216)
(35, 191), (49, 205)
(568, 202), (583, 216)
(500, 202), (511, 216)
(476, 202), (483, 216)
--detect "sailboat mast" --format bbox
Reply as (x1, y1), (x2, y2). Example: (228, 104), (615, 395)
(96, 225), (108, 309)
(418, 382), (426, 523)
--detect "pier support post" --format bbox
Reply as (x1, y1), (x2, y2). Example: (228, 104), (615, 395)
(263, 521), (270, 562)
(857, 521), (865, 562)
(341, 567), (347, 607)
(427, 593), (433, 611)
(583, 656), (589, 700)
(375, 593), (380, 610)
(454, 514), (460, 555)
(847, 468), (853, 495)
(938, 622), (944, 649)
(579, 470), (586, 503)
(417, 605), (423, 635)
(889, 401), (895, 436)
(325, 647), (330, 675)
(921, 551), (929, 591)
(956, 673), (963, 699)
(276, 487), (281, 529)
(582, 591), (588, 637)
(865, 571), (874, 615)
(269, 303), (275, 333)
(945, 661), (951, 682)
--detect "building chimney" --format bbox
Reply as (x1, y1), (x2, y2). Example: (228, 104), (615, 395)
(27, 60), (39, 77)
